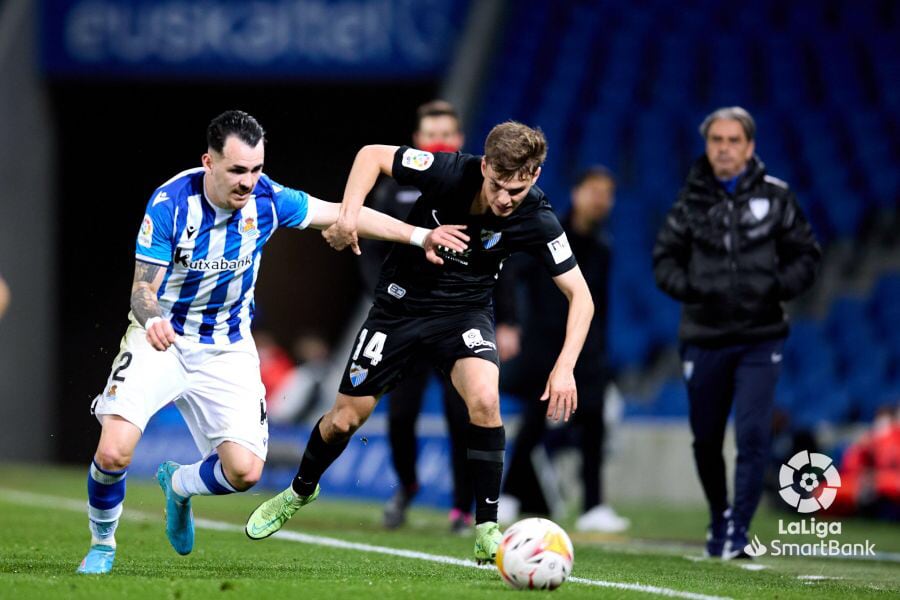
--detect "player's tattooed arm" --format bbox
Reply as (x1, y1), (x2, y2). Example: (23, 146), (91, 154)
(132, 261), (176, 351)
(130, 261), (164, 327)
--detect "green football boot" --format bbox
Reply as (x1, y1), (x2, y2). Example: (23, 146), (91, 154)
(474, 521), (502, 564)
(245, 484), (320, 540)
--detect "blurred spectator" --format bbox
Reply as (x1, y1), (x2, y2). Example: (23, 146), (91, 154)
(653, 106), (821, 559)
(356, 100), (473, 533)
(497, 167), (629, 533)
(265, 333), (332, 425)
(0, 273), (8, 320)
(256, 331), (296, 410)
(832, 405), (900, 521)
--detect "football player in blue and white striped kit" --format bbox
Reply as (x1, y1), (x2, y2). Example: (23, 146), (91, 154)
(77, 110), (470, 574)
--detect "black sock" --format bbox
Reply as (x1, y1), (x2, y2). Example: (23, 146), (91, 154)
(388, 413), (419, 491)
(292, 418), (349, 496)
(467, 423), (505, 524)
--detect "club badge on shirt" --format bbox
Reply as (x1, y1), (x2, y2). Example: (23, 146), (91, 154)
(241, 216), (259, 239)
(482, 229), (502, 249)
(349, 362), (369, 387)
(749, 198), (770, 221)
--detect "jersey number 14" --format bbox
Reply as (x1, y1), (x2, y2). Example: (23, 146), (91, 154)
(352, 329), (387, 366)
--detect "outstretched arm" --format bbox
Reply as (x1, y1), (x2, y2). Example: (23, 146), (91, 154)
(307, 198), (469, 265)
(323, 144), (399, 255)
(542, 265), (594, 422)
(131, 261), (176, 351)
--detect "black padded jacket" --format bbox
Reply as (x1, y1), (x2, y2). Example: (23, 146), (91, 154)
(653, 155), (821, 346)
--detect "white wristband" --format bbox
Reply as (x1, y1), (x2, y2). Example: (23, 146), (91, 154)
(410, 227), (430, 248)
(145, 316), (165, 329)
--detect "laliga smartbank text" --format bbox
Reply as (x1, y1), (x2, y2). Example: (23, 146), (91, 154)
(761, 518), (876, 557)
(778, 516), (842, 538)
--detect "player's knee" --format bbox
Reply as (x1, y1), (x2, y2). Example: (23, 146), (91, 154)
(464, 385), (500, 424)
(222, 461), (262, 491)
(229, 473), (259, 492)
(94, 445), (133, 472)
(328, 408), (363, 440)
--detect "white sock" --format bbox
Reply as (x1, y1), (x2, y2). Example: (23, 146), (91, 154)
(172, 462), (206, 497)
(88, 503), (122, 547)
(172, 454), (238, 497)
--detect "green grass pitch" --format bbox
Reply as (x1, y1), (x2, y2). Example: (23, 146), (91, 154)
(0, 464), (898, 599)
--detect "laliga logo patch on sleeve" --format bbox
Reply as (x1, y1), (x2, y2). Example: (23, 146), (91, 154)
(547, 232), (573, 264)
(138, 215), (154, 248)
(402, 148), (434, 171)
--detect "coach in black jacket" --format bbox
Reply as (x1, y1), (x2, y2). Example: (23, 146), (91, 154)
(654, 106), (820, 559)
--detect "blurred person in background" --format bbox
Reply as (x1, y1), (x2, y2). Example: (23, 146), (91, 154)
(0, 273), (9, 320)
(832, 404), (900, 521)
(255, 331), (296, 410)
(496, 167), (628, 532)
(260, 332), (332, 424)
(654, 106), (821, 559)
(357, 100), (474, 533)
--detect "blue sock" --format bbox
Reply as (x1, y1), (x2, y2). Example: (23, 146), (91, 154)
(172, 453), (238, 497)
(87, 460), (127, 546)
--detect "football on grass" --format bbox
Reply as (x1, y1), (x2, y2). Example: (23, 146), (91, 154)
(496, 517), (574, 590)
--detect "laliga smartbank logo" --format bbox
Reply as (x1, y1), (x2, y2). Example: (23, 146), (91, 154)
(743, 451), (875, 558)
(778, 450), (841, 513)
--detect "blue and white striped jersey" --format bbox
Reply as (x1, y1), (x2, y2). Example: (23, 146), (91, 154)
(135, 167), (314, 345)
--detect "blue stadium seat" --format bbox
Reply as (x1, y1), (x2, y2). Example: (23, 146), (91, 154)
(471, 1), (900, 429)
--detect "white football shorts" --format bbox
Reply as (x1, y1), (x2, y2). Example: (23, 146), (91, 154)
(92, 318), (269, 460)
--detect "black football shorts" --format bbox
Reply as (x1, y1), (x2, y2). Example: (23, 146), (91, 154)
(337, 306), (499, 397)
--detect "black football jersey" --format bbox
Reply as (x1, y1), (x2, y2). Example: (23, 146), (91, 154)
(369, 146), (578, 316)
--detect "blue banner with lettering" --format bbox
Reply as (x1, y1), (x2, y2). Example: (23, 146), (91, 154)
(130, 405), (458, 508)
(41, 0), (470, 80)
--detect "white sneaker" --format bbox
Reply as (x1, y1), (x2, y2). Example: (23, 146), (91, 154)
(575, 504), (630, 533)
(497, 494), (520, 525)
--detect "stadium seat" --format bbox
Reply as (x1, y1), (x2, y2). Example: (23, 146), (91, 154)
(473, 0), (900, 424)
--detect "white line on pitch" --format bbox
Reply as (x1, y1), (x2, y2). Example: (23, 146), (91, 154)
(0, 488), (730, 600)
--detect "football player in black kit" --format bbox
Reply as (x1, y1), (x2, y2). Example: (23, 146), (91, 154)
(358, 101), (475, 533)
(246, 121), (595, 564)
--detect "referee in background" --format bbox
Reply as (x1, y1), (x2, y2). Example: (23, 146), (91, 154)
(653, 106), (820, 559)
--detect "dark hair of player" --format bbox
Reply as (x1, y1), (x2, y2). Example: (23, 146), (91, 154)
(483, 121), (547, 181)
(207, 110), (266, 154)
(415, 100), (461, 131)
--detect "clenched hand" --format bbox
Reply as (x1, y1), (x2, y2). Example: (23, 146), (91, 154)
(323, 216), (360, 255)
(424, 225), (470, 265)
(145, 317), (177, 351)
